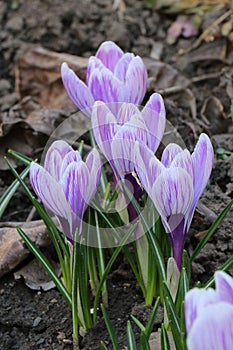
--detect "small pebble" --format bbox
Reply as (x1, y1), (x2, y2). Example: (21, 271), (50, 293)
(33, 316), (42, 327)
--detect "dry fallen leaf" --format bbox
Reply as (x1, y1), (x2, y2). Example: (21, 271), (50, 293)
(201, 95), (231, 133)
(0, 220), (50, 277)
(14, 254), (61, 291)
(149, 330), (176, 350)
(16, 45), (88, 111)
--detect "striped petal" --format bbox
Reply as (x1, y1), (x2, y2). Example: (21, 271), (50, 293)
(91, 101), (118, 160)
(119, 56), (147, 105)
(85, 148), (102, 198)
(191, 133), (214, 207)
(95, 41), (123, 72)
(61, 63), (94, 116)
(116, 102), (139, 125)
(114, 53), (134, 80)
(187, 302), (233, 350)
(61, 150), (82, 175)
(88, 65), (122, 104)
(185, 287), (220, 333)
(151, 167), (194, 232)
(171, 150), (193, 180)
(30, 162), (70, 220)
(142, 93), (166, 152)
(215, 271), (233, 304)
(134, 142), (164, 195)
(161, 143), (183, 167)
(44, 140), (73, 181)
(61, 161), (90, 219)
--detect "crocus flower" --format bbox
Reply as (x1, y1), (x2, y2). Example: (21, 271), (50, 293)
(91, 93), (165, 180)
(61, 41), (147, 116)
(91, 93), (165, 221)
(185, 271), (233, 350)
(30, 140), (101, 242)
(135, 133), (214, 269)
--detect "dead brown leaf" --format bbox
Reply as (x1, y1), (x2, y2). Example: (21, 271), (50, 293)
(201, 95), (229, 133)
(149, 330), (176, 350)
(144, 57), (191, 91)
(14, 254), (61, 291)
(0, 220), (50, 277)
(15, 45), (88, 110)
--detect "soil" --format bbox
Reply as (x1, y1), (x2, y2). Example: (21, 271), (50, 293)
(0, 0), (233, 349)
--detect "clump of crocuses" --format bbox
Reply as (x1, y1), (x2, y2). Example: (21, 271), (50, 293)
(135, 133), (214, 270)
(30, 140), (101, 242)
(61, 41), (147, 116)
(185, 271), (233, 350)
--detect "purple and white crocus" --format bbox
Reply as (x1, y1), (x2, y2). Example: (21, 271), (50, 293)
(135, 133), (214, 270)
(61, 41), (147, 116)
(185, 271), (233, 350)
(30, 140), (101, 242)
(91, 93), (165, 181)
(91, 94), (165, 220)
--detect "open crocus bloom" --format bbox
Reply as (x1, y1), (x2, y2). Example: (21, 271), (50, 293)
(30, 140), (101, 242)
(135, 133), (214, 269)
(61, 41), (147, 116)
(185, 271), (233, 350)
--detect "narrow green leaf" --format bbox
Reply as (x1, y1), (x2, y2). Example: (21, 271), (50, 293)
(8, 149), (33, 165)
(204, 253), (233, 288)
(131, 315), (146, 333)
(191, 199), (233, 262)
(71, 230), (83, 338)
(127, 321), (137, 350)
(122, 182), (166, 282)
(161, 323), (171, 350)
(139, 332), (150, 350)
(100, 341), (109, 350)
(93, 222), (137, 322)
(163, 282), (184, 350)
(175, 267), (189, 314)
(0, 165), (29, 218)
(16, 226), (71, 308)
(101, 304), (120, 350)
(144, 296), (161, 338)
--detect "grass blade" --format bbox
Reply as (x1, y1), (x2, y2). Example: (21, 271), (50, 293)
(127, 321), (137, 350)
(16, 226), (71, 308)
(163, 282), (184, 350)
(161, 323), (171, 350)
(101, 304), (119, 350)
(0, 165), (29, 218)
(191, 199), (233, 262)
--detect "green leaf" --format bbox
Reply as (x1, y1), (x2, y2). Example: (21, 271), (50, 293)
(144, 296), (160, 339)
(175, 267), (189, 314)
(122, 182), (166, 282)
(139, 332), (150, 350)
(131, 315), (146, 333)
(8, 149), (33, 165)
(163, 282), (184, 350)
(0, 165), (29, 218)
(127, 321), (137, 350)
(191, 199), (233, 262)
(101, 304), (120, 350)
(93, 222), (138, 322)
(161, 324), (171, 350)
(100, 341), (109, 350)
(204, 253), (233, 288)
(16, 226), (72, 308)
